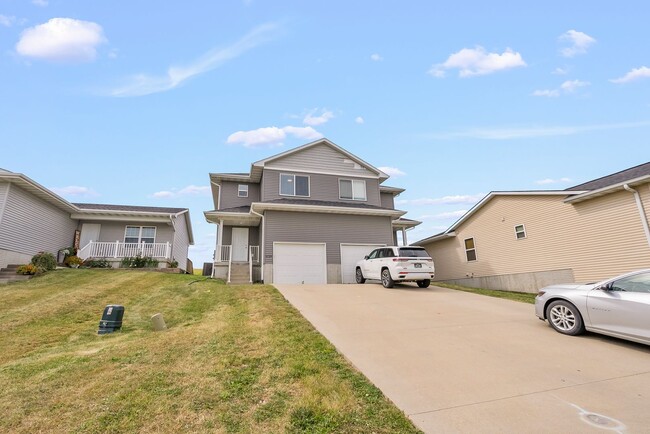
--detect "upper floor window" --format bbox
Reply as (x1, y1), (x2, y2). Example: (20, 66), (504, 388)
(464, 238), (477, 262)
(514, 224), (526, 239)
(280, 174), (310, 197)
(125, 226), (156, 244)
(339, 179), (367, 201)
(238, 184), (248, 197)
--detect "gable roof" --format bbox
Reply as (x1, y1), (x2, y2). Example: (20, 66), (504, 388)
(210, 138), (389, 183)
(566, 161), (650, 191)
(74, 203), (188, 214)
(0, 170), (78, 213)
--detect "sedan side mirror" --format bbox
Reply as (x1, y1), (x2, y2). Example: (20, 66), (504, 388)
(597, 283), (612, 291)
(364, 255), (369, 260)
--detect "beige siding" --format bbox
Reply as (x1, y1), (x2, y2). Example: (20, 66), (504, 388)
(171, 213), (190, 271)
(264, 210), (393, 264)
(380, 192), (394, 209)
(265, 142), (376, 177)
(423, 186), (650, 283)
(81, 220), (174, 244)
(261, 169), (381, 206)
(0, 183), (78, 257)
(219, 181), (260, 209)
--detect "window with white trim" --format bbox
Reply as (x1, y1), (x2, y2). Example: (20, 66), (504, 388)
(238, 184), (248, 197)
(514, 224), (526, 239)
(339, 179), (367, 201)
(464, 238), (477, 262)
(280, 174), (310, 197)
(125, 226), (156, 244)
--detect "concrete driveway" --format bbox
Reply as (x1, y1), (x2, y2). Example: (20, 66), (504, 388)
(274, 283), (650, 433)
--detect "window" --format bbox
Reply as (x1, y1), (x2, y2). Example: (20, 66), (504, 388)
(125, 226), (156, 244)
(398, 247), (430, 258)
(280, 174), (310, 197)
(367, 249), (380, 259)
(610, 272), (650, 293)
(464, 238), (477, 262)
(238, 184), (248, 197)
(339, 179), (367, 201)
(514, 224), (526, 239)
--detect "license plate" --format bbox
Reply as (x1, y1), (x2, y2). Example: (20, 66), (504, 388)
(414, 263), (422, 268)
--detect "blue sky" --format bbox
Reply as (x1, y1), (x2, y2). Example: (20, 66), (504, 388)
(1, 1), (649, 266)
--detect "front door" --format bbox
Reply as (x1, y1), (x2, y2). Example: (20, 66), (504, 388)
(79, 223), (101, 248)
(231, 227), (249, 262)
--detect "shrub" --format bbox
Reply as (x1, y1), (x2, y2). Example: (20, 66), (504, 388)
(63, 256), (83, 267)
(167, 259), (179, 268)
(83, 258), (112, 268)
(16, 264), (38, 275)
(31, 252), (57, 271)
(120, 255), (158, 268)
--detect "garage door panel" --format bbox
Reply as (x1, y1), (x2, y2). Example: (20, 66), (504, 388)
(273, 243), (327, 284)
(340, 244), (385, 284)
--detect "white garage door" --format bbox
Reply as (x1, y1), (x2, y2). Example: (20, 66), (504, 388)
(340, 243), (386, 284)
(273, 242), (327, 284)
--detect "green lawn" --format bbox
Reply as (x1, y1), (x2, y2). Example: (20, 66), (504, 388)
(0, 269), (420, 433)
(434, 282), (537, 304)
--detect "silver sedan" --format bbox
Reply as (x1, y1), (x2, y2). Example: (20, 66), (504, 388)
(535, 269), (650, 345)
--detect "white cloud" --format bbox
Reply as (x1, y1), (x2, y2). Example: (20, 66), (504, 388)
(532, 89), (560, 98)
(397, 194), (484, 206)
(427, 120), (650, 140)
(535, 177), (572, 185)
(51, 185), (99, 197)
(16, 18), (106, 63)
(418, 210), (468, 220)
(552, 67), (568, 75)
(227, 125), (322, 148)
(370, 53), (383, 61)
(152, 185), (211, 198)
(109, 22), (280, 97)
(378, 166), (406, 177)
(429, 46), (526, 78)
(32, 0), (49, 6)
(610, 66), (650, 84)
(355, 116), (364, 124)
(303, 109), (334, 126)
(559, 30), (596, 58)
(533, 79), (590, 97)
(0, 15), (16, 27)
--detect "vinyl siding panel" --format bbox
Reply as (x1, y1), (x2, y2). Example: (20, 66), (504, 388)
(0, 183), (77, 257)
(380, 192), (395, 209)
(423, 187), (650, 283)
(80, 220), (175, 244)
(0, 182), (8, 225)
(219, 181), (260, 209)
(172, 213), (190, 271)
(265, 143), (376, 177)
(261, 169), (381, 206)
(263, 210), (392, 264)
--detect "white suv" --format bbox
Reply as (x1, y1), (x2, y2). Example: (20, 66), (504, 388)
(355, 246), (435, 288)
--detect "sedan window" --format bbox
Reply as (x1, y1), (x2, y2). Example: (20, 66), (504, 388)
(611, 272), (650, 293)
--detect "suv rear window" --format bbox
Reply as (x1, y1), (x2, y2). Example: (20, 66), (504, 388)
(398, 248), (430, 258)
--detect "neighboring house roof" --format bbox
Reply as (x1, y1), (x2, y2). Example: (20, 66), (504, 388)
(210, 138), (389, 184)
(0, 170), (78, 213)
(74, 203), (188, 214)
(379, 185), (406, 195)
(565, 161), (650, 191)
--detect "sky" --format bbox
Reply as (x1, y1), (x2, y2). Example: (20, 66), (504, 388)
(1, 1), (649, 266)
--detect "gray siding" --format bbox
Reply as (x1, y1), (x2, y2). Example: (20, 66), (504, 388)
(265, 142), (376, 177)
(80, 220), (175, 244)
(261, 169), (382, 206)
(219, 181), (260, 210)
(263, 210), (393, 264)
(172, 212), (190, 271)
(0, 183), (78, 257)
(0, 182), (8, 225)
(380, 192), (395, 209)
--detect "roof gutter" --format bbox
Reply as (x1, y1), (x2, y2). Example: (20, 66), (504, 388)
(623, 184), (650, 248)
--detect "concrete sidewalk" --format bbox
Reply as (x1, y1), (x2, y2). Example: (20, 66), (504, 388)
(274, 283), (650, 433)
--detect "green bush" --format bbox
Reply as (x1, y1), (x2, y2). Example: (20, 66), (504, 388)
(31, 252), (57, 271)
(120, 255), (158, 268)
(83, 258), (112, 268)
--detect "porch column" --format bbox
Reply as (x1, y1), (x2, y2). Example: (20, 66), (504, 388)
(402, 227), (408, 246)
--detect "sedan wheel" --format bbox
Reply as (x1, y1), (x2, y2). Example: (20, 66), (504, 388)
(381, 269), (394, 288)
(355, 268), (366, 284)
(546, 300), (585, 336)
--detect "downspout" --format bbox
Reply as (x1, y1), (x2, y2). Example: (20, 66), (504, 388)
(210, 180), (222, 210)
(250, 206), (265, 282)
(623, 184), (650, 248)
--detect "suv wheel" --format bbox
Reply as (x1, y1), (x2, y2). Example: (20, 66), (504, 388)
(381, 268), (394, 288)
(355, 268), (366, 284)
(417, 279), (430, 288)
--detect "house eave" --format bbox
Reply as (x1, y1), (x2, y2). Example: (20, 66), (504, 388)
(564, 175), (650, 204)
(251, 201), (406, 218)
(0, 172), (78, 213)
(412, 231), (457, 246)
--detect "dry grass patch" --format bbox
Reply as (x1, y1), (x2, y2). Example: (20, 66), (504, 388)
(0, 269), (420, 433)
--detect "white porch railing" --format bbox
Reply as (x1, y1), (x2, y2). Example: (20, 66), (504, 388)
(78, 241), (171, 261)
(214, 245), (260, 283)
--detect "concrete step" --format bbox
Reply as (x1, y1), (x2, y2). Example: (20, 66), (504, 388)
(0, 275), (32, 284)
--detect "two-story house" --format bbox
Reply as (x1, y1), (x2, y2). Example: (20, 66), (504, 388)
(204, 139), (419, 284)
